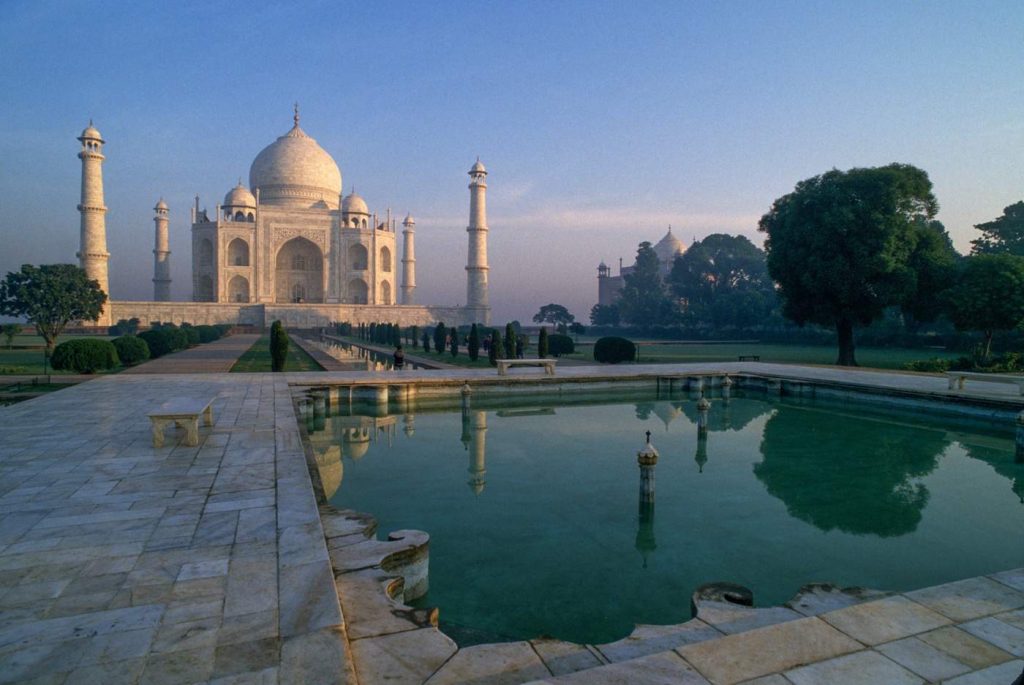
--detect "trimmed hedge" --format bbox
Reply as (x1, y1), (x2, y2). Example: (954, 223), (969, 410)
(593, 336), (636, 364)
(138, 328), (187, 358)
(112, 335), (150, 366)
(547, 333), (575, 357)
(51, 338), (119, 373)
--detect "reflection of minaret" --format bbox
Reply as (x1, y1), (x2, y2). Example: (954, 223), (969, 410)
(468, 411), (487, 495)
(466, 159), (491, 325)
(695, 436), (708, 473)
(404, 413), (415, 436)
(696, 395), (710, 472)
(636, 432), (658, 568)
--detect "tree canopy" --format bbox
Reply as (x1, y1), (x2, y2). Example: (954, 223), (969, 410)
(533, 304), (575, 326)
(668, 233), (777, 330)
(0, 264), (106, 352)
(758, 164), (942, 366)
(971, 201), (1024, 256)
(945, 254), (1024, 359)
(617, 242), (673, 329)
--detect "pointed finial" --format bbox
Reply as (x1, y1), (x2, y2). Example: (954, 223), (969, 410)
(89, 118), (93, 126)
(645, 430), (651, 444)
(293, 102), (300, 127)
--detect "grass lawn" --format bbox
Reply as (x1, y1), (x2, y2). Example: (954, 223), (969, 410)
(0, 333), (118, 375)
(559, 341), (962, 370)
(231, 335), (324, 372)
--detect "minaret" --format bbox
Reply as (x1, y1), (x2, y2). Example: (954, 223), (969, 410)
(466, 158), (491, 324)
(401, 213), (416, 304)
(77, 121), (110, 317)
(153, 198), (172, 301)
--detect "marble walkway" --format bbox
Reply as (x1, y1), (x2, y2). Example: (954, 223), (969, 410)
(0, 362), (1021, 684)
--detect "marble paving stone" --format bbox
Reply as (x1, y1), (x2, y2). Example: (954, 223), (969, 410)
(223, 557), (276, 618)
(990, 568), (1024, 593)
(208, 665), (278, 685)
(140, 644), (216, 685)
(821, 595), (950, 645)
(278, 560), (343, 638)
(63, 656), (146, 685)
(211, 636), (280, 680)
(151, 615), (221, 653)
(217, 608), (278, 647)
(278, 521), (330, 569)
(527, 650), (709, 684)
(960, 616), (1024, 656)
(999, 608), (1024, 631)
(941, 660), (1024, 685)
(784, 650), (923, 685)
(161, 598), (224, 625)
(876, 636), (973, 681)
(597, 619), (722, 663)
(335, 569), (430, 640)
(906, 577), (1024, 622)
(350, 627), (457, 685)
(177, 558), (229, 581)
(424, 640), (550, 685)
(694, 602), (802, 635)
(530, 638), (603, 676)
(279, 627), (354, 685)
(917, 625), (1013, 670)
(734, 676), (790, 685)
(677, 617), (862, 685)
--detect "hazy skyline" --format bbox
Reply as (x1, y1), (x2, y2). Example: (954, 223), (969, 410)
(2, 1), (1022, 323)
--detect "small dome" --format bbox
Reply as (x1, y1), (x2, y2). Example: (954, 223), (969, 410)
(154, 198), (168, 211)
(249, 115), (342, 210)
(341, 191), (369, 216)
(653, 227), (685, 263)
(403, 213), (415, 225)
(79, 122), (103, 142)
(224, 181), (256, 208)
(469, 159), (487, 175)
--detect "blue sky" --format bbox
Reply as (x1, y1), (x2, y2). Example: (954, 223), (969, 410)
(1, 1), (1022, 323)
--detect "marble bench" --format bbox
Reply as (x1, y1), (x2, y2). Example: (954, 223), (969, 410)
(496, 358), (557, 376)
(148, 397), (215, 447)
(945, 371), (1024, 395)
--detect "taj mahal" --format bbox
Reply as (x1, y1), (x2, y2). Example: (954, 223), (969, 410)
(75, 107), (491, 328)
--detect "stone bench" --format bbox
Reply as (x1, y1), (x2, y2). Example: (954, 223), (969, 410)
(945, 371), (1024, 395)
(148, 397), (215, 447)
(496, 358), (557, 376)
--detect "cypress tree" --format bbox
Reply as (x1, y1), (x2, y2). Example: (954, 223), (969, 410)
(538, 327), (549, 358)
(270, 320), (289, 372)
(504, 322), (516, 358)
(468, 324), (480, 361)
(422, 330), (430, 352)
(450, 328), (459, 357)
(489, 328), (502, 366)
(411, 325), (419, 348)
(434, 322), (446, 354)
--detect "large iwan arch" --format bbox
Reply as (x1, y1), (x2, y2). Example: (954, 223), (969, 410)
(275, 237), (324, 303)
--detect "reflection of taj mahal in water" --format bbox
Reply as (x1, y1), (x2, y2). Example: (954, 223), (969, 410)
(75, 107), (491, 328)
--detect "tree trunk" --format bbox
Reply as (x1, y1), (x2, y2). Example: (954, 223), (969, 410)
(983, 331), (993, 361)
(835, 319), (857, 366)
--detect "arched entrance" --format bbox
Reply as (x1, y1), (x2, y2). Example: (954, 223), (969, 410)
(227, 238), (249, 266)
(275, 237), (324, 303)
(347, 278), (368, 304)
(196, 274), (214, 302)
(228, 275), (250, 303)
(380, 280), (391, 305)
(349, 244), (368, 271)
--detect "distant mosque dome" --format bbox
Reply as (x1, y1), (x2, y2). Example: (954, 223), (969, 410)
(341, 190), (369, 216)
(653, 227), (685, 263)
(249, 108), (342, 210)
(223, 181), (256, 208)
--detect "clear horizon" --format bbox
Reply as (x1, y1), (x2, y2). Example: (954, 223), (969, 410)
(2, 1), (1022, 324)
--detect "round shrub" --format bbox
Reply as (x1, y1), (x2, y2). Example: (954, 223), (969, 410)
(593, 336), (636, 364)
(112, 335), (150, 366)
(547, 334), (575, 357)
(196, 325), (221, 344)
(138, 329), (175, 358)
(51, 338), (119, 373)
(181, 326), (200, 347)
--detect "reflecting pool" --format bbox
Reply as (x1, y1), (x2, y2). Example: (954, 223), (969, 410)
(307, 390), (1024, 645)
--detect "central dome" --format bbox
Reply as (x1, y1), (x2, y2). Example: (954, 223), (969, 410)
(249, 116), (342, 210)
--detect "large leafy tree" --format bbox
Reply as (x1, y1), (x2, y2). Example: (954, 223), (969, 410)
(617, 242), (673, 329)
(971, 201), (1024, 256)
(758, 164), (939, 366)
(589, 304), (620, 327)
(533, 304), (575, 326)
(669, 233), (776, 329)
(901, 219), (959, 328)
(945, 254), (1024, 359)
(0, 264), (106, 353)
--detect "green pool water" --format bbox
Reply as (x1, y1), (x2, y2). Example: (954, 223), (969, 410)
(309, 390), (1024, 645)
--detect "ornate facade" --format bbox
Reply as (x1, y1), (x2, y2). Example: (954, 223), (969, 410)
(597, 227), (687, 306)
